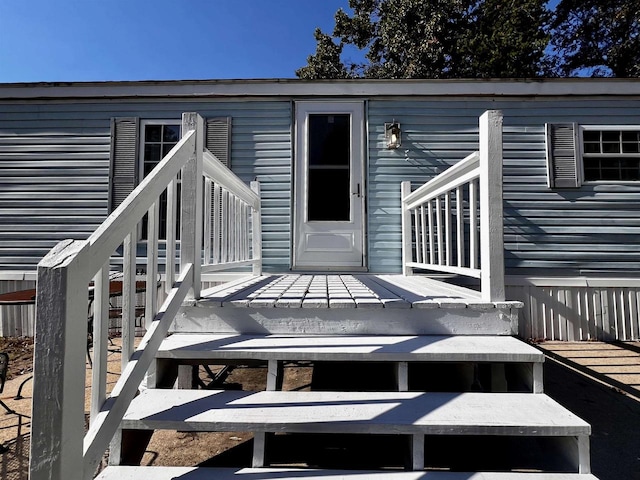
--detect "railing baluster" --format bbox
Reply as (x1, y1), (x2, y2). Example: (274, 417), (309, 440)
(203, 178), (212, 265)
(445, 191), (452, 266)
(90, 265), (109, 424)
(456, 185), (464, 268)
(165, 177), (177, 290)
(146, 201), (159, 331)
(221, 189), (229, 264)
(213, 183), (221, 264)
(436, 196), (443, 265)
(414, 208), (422, 264)
(420, 205), (427, 265)
(428, 200), (435, 264)
(122, 231), (136, 365)
(469, 179), (478, 270)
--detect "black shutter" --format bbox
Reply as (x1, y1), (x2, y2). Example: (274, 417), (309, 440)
(206, 117), (232, 168)
(546, 123), (580, 188)
(109, 117), (139, 212)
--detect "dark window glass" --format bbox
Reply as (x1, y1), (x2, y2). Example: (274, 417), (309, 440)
(622, 131), (640, 153)
(583, 131), (600, 142)
(163, 125), (180, 142)
(308, 169), (350, 221)
(307, 114), (351, 221)
(145, 125), (162, 142)
(583, 129), (640, 182)
(308, 115), (350, 167)
(142, 123), (181, 239)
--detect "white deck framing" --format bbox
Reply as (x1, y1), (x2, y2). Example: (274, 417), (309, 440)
(173, 275), (523, 336)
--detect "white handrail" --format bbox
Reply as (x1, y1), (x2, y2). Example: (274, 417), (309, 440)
(30, 112), (263, 480)
(401, 110), (505, 302)
(203, 150), (260, 209)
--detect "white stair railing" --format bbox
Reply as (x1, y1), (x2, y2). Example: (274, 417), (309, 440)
(29, 112), (262, 480)
(401, 110), (505, 302)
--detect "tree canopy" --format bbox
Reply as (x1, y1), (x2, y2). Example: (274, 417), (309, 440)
(548, 0), (640, 77)
(296, 0), (640, 79)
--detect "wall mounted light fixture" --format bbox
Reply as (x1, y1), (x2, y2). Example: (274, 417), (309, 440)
(385, 121), (401, 149)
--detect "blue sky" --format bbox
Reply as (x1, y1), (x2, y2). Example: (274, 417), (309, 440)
(0, 0), (352, 82)
(1, 0), (562, 83)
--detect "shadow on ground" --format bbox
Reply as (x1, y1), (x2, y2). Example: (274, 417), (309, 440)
(544, 359), (640, 480)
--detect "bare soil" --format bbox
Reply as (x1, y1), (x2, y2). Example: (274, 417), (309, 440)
(0, 337), (33, 381)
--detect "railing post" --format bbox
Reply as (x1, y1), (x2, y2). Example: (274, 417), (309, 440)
(29, 240), (89, 480)
(181, 112), (204, 299)
(479, 110), (505, 302)
(401, 181), (413, 276)
(250, 181), (263, 275)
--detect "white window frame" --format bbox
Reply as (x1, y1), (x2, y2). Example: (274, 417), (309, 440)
(579, 125), (640, 184)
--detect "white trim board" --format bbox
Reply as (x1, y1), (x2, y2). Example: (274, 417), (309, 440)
(3, 78), (640, 99)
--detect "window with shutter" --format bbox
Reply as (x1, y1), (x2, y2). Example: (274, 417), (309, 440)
(205, 117), (232, 253)
(109, 117), (139, 212)
(109, 116), (233, 239)
(545, 123), (580, 188)
(206, 117), (232, 167)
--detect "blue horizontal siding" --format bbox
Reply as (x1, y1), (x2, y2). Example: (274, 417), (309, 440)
(367, 97), (640, 275)
(0, 99), (292, 272)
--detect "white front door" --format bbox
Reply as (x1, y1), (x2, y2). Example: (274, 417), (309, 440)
(293, 101), (366, 270)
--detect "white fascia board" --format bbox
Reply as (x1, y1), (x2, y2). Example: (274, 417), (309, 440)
(2, 78), (640, 100)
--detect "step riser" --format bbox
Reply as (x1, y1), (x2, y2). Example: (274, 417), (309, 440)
(172, 306), (518, 335)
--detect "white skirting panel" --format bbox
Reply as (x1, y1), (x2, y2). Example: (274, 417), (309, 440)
(508, 278), (640, 341)
(0, 279), (36, 337)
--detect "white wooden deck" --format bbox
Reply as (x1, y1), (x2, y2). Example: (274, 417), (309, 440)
(201, 274), (515, 309)
(173, 275), (523, 336)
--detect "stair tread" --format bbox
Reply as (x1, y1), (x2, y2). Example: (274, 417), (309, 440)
(96, 466), (598, 479)
(157, 334), (544, 362)
(122, 389), (589, 436)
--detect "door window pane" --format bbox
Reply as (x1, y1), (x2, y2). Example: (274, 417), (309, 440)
(307, 114), (351, 221)
(308, 169), (350, 221)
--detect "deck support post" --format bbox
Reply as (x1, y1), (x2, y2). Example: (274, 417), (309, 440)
(252, 432), (266, 467)
(411, 434), (425, 470)
(181, 112), (204, 300)
(396, 361), (409, 391)
(479, 110), (505, 302)
(401, 181), (413, 276)
(250, 181), (263, 275)
(29, 240), (89, 480)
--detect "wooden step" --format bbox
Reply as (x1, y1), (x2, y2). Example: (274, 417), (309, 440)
(121, 389), (590, 471)
(158, 334), (543, 363)
(96, 466), (599, 480)
(157, 334), (544, 393)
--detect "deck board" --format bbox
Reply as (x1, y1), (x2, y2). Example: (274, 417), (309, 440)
(205, 275), (515, 310)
